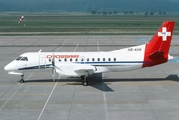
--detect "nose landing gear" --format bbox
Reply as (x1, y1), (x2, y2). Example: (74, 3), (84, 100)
(20, 74), (24, 83)
(7, 71), (25, 83)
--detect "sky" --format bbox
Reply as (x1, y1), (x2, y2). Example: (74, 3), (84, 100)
(0, 0), (179, 12)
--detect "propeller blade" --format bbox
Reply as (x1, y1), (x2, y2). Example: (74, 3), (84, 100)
(52, 53), (56, 81)
(52, 68), (56, 81)
(52, 53), (55, 67)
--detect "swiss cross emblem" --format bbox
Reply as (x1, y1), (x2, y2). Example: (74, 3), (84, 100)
(158, 27), (171, 41)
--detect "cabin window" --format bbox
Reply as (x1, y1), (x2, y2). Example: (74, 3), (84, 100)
(97, 58), (100, 61)
(108, 58), (111, 61)
(114, 58), (116, 61)
(92, 58), (95, 61)
(81, 58), (84, 61)
(103, 58), (105, 61)
(75, 58), (78, 62)
(64, 58), (67, 62)
(59, 59), (61, 62)
(87, 58), (89, 61)
(70, 58), (72, 62)
(49, 58), (51, 62)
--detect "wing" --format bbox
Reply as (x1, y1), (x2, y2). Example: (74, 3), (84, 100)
(55, 63), (96, 77)
(74, 68), (95, 76)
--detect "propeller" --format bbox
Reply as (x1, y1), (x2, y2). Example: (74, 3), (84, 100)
(52, 53), (56, 81)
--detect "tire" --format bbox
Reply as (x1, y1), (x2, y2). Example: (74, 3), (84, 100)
(83, 81), (88, 86)
(20, 79), (24, 83)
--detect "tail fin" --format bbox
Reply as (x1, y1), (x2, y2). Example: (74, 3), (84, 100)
(143, 21), (175, 67)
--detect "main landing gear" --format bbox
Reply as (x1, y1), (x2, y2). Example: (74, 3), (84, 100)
(20, 74), (24, 83)
(81, 75), (88, 86)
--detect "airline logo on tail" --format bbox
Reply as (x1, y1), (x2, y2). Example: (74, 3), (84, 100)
(142, 21), (175, 68)
(158, 27), (171, 41)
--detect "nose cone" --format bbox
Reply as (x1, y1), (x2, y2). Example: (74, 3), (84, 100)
(4, 62), (17, 71)
(4, 65), (9, 71)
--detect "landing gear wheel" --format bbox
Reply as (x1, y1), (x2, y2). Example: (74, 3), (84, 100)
(82, 81), (88, 86)
(20, 74), (24, 83)
(20, 79), (24, 83)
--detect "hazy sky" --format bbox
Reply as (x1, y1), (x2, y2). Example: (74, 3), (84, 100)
(0, 0), (179, 12)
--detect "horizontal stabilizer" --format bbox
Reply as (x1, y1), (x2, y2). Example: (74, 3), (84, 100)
(142, 21), (175, 67)
(148, 51), (165, 59)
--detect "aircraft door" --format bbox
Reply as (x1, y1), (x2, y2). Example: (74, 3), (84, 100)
(39, 54), (46, 69)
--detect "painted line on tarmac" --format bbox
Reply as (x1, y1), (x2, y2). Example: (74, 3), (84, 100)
(171, 44), (179, 50)
(103, 81), (109, 120)
(0, 73), (33, 109)
(73, 43), (79, 52)
(37, 76), (60, 120)
(97, 41), (100, 52)
(55, 41), (66, 52)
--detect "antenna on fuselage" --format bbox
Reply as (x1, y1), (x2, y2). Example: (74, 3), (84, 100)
(38, 49), (42, 53)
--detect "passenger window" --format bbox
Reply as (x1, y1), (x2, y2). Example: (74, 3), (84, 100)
(59, 59), (61, 62)
(49, 58), (51, 62)
(75, 58), (78, 62)
(114, 58), (116, 61)
(64, 58), (67, 62)
(103, 58), (105, 61)
(92, 58), (95, 61)
(108, 58), (111, 61)
(87, 58), (89, 61)
(97, 58), (100, 61)
(70, 58), (72, 62)
(81, 58), (84, 61)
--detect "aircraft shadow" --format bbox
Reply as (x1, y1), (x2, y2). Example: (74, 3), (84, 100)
(25, 74), (179, 92)
(103, 74), (179, 82)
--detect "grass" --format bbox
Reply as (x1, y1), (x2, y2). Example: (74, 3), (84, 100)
(0, 12), (179, 35)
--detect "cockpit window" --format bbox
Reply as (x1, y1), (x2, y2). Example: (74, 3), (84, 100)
(16, 56), (22, 60)
(16, 56), (28, 61)
(21, 57), (28, 61)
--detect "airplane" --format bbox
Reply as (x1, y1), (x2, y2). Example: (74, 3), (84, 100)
(4, 21), (175, 86)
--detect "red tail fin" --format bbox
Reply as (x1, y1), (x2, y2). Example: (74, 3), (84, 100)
(143, 21), (175, 67)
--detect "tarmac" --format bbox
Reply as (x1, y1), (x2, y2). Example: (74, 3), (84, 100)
(0, 36), (179, 120)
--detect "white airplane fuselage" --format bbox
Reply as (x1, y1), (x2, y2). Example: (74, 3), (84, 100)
(4, 44), (146, 77)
